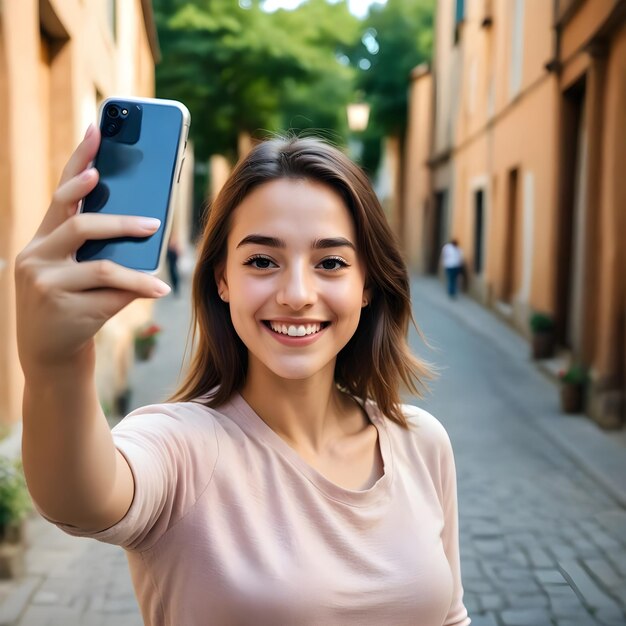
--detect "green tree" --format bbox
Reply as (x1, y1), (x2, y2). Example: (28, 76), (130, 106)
(153, 0), (360, 161)
(350, 0), (435, 172)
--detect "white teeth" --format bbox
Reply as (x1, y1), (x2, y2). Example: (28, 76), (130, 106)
(268, 322), (323, 336)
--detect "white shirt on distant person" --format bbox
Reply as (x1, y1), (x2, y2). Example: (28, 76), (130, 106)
(441, 243), (463, 269)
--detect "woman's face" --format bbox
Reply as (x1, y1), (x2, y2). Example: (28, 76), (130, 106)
(217, 178), (369, 382)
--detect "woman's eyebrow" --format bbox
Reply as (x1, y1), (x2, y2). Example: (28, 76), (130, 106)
(313, 237), (356, 251)
(236, 235), (355, 251)
(236, 235), (284, 249)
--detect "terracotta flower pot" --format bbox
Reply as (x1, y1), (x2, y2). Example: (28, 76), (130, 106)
(135, 340), (156, 362)
(561, 382), (584, 413)
(532, 331), (555, 360)
(0, 521), (26, 579)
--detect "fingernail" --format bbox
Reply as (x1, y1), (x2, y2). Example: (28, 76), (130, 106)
(81, 167), (96, 181)
(84, 124), (94, 139)
(154, 281), (171, 296)
(138, 217), (161, 230)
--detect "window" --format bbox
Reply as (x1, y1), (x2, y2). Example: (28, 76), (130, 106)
(455, 0), (465, 23)
(453, 0), (465, 44)
(474, 190), (484, 274)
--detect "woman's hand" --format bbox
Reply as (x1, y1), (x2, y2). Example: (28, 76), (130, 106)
(14, 124), (171, 379)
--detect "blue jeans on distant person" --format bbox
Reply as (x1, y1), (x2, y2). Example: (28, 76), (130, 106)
(445, 266), (461, 298)
(166, 247), (180, 295)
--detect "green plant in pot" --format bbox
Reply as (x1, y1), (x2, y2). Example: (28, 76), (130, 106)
(134, 323), (162, 361)
(529, 312), (556, 360)
(558, 364), (588, 414)
(0, 457), (32, 542)
(0, 456), (32, 579)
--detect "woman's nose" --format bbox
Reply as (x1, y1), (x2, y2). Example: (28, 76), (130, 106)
(276, 263), (317, 310)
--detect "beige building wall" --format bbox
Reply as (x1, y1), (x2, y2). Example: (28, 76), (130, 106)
(407, 0), (626, 427)
(0, 0), (163, 425)
(402, 65), (433, 273)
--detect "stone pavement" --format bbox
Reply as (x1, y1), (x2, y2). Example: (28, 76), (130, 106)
(0, 271), (624, 625)
(410, 278), (626, 626)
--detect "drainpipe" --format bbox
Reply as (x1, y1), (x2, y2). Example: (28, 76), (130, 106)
(545, 0), (562, 73)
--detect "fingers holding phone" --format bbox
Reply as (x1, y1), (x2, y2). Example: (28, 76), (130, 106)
(14, 131), (172, 376)
(76, 97), (190, 272)
(16, 97), (189, 375)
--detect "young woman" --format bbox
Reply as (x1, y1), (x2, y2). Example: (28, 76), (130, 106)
(16, 126), (470, 625)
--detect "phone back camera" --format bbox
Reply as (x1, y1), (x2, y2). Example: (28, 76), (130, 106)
(103, 119), (122, 137)
(100, 102), (142, 144)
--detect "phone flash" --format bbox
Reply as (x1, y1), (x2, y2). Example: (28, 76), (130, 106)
(122, 108), (128, 115)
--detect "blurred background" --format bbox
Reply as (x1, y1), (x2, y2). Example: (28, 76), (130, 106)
(0, 0), (437, 430)
(0, 1), (625, 624)
(1, 0), (625, 436)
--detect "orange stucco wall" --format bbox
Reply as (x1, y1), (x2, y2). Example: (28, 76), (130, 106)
(0, 0), (158, 425)
(595, 21), (626, 380)
(403, 66), (433, 272)
(407, 0), (626, 424)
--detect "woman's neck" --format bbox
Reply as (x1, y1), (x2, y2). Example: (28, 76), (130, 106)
(240, 362), (363, 455)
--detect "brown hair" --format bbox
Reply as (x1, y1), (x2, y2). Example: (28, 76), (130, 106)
(168, 136), (436, 428)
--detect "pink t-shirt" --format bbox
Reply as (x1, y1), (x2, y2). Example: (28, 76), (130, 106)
(51, 394), (470, 626)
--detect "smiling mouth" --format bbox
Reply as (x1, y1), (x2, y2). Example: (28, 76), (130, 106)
(263, 321), (330, 337)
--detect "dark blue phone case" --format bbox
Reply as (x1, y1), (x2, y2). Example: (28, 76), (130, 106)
(76, 98), (188, 272)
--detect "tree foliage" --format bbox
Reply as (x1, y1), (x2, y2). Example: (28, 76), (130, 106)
(353, 0), (434, 138)
(152, 0), (435, 177)
(153, 0), (360, 160)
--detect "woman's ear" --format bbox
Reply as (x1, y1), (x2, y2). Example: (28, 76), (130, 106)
(214, 265), (229, 303)
(361, 286), (372, 308)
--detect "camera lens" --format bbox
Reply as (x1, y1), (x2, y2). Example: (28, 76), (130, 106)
(106, 105), (120, 119)
(103, 120), (121, 137)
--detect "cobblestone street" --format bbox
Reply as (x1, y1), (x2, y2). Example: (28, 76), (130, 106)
(0, 272), (624, 625)
(414, 279), (626, 626)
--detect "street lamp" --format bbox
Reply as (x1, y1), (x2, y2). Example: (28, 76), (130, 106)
(347, 102), (370, 132)
(346, 102), (370, 162)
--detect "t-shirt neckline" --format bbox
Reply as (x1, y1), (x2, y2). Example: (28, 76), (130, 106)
(225, 392), (393, 507)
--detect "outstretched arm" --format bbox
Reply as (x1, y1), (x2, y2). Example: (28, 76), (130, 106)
(16, 126), (170, 531)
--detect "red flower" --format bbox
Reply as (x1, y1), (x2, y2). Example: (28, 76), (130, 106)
(136, 324), (162, 339)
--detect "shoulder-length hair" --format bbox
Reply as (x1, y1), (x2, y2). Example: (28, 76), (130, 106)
(168, 136), (435, 428)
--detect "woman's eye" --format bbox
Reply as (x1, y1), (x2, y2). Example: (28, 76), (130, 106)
(244, 256), (276, 269)
(319, 257), (348, 271)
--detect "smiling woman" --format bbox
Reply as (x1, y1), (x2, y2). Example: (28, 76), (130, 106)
(176, 137), (431, 425)
(216, 177), (368, 387)
(22, 133), (470, 626)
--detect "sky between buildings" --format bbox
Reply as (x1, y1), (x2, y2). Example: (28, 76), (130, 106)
(261, 0), (387, 19)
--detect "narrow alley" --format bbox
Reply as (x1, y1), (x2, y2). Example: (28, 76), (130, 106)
(1, 273), (625, 626)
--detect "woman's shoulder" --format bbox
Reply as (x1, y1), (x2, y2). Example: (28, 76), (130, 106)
(379, 404), (459, 491)
(380, 402), (454, 457)
(112, 399), (230, 438)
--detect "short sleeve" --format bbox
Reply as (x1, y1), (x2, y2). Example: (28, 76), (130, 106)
(438, 426), (471, 626)
(401, 405), (470, 626)
(47, 402), (219, 552)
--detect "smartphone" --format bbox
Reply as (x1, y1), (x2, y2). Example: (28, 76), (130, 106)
(75, 97), (190, 273)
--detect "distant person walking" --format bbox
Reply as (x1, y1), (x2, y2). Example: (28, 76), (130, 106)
(441, 239), (464, 299)
(166, 237), (180, 296)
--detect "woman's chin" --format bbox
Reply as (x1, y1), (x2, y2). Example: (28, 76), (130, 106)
(251, 357), (334, 384)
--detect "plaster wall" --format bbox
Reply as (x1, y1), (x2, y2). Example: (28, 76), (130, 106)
(0, 0), (158, 425)
(422, 0), (626, 425)
(403, 69), (433, 273)
(595, 22), (626, 382)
